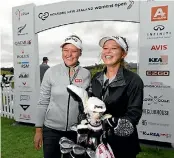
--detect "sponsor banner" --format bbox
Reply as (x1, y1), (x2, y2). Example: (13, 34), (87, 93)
(35, 1), (139, 33)
(12, 4), (40, 124)
(138, 1), (174, 143)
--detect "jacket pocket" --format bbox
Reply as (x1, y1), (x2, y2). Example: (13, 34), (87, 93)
(45, 103), (64, 125)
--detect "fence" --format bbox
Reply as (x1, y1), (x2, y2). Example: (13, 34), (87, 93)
(1, 84), (14, 119)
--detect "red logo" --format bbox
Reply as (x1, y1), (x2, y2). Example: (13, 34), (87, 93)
(22, 82), (27, 85)
(151, 6), (168, 21)
(15, 9), (29, 21)
(151, 45), (167, 50)
(75, 79), (83, 83)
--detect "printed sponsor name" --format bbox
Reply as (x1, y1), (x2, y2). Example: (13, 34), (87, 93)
(15, 40), (31, 46)
(151, 6), (168, 22)
(144, 82), (170, 88)
(143, 109), (169, 116)
(151, 45), (167, 50)
(142, 120), (169, 127)
(140, 131), (171, 138)
(144, 95), (170, 106)
(146, 70), (169, 76)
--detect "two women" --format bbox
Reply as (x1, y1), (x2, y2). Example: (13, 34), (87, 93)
(34, 35), (144, 158)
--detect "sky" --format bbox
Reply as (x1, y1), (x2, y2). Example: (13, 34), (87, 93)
(0, 0), (139, 68)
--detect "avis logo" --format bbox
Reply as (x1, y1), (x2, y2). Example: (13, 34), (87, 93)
(151, 6), (168, 21)
(15, 9), (29, 21)
(151, 45), (167, 50)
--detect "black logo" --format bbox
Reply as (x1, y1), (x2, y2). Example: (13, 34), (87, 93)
(94, 105), (103, 109)
(127, 0), (134, 9)
(153, 25), (165, 31)
(38, 12), (49, 20)
(144, 95), (170, 106)
(142, 120), (147, 126)
(20, 104), (30, 111)
(148, 55), (168, 65)
(18, 24), (28, 35)
(147, 25), (172, 40)
(65, 37), (78, 42)
(19, 73), (29, 78)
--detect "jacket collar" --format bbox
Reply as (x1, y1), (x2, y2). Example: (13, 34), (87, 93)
(61, 61), (80, 72)
(96, 66), (126, 87)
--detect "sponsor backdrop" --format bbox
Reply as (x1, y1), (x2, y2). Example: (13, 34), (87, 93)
(12, 4), (40, 123)
(35, 1), (139, 33)
(12, 1), (174, 144)
(138, 1), (174, 143)
(12, 1), (139, 123)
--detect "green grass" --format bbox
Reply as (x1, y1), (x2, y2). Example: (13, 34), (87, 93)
(1, 118), (43, 158)
(1, 118), (174, 158)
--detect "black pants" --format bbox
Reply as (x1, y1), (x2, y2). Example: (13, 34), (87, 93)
(43, 125), (77, 158)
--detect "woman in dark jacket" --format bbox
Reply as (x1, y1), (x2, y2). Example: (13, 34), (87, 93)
(89, 36), (144, 158)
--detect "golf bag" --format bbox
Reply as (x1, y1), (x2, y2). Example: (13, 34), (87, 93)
(59, 85), (115, 158)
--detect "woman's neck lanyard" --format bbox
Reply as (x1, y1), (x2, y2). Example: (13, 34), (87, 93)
(69, 67), (80, 85)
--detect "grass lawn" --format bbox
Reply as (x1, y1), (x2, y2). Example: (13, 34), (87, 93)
(1, 117), (174, 158)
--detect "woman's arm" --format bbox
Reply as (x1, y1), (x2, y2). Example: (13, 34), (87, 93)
(35, 69), (51, 127)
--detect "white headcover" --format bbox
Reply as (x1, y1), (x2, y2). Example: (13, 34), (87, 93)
(67, 85), (88, 111)
(87, 97), (106, 113)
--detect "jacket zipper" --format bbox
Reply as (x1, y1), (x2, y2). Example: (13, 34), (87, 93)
(65, 68), (71, 131)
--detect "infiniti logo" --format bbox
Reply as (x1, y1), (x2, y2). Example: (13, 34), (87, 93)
(38, 12), (49, 20)
(153, 25), (165, 31)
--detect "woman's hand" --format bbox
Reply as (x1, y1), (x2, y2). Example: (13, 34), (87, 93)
(34, 128), (43, 150)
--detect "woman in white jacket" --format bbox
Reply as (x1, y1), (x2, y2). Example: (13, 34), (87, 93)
(34, 35), (91, 158)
